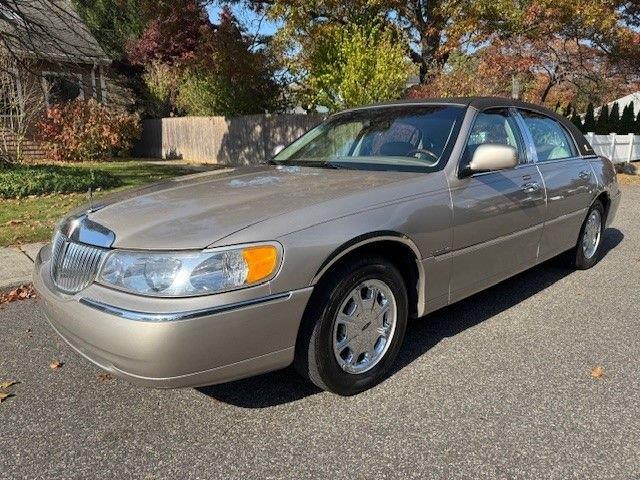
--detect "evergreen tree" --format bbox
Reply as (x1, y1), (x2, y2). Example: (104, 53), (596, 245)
(595, 105), (610, 134)
(570, 110), (583, 132)
(635, 110), (640, 134)
(608, 102), (621, 134)
(554, 100), (561, 113)
(583, 103), (596, 133)
(620, 102), (636, 134)
(562, 103), (572, 117)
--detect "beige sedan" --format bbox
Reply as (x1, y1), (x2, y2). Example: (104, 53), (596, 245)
(34, 97), (621, 395)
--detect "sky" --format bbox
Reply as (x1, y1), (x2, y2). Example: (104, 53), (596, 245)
(206, 3), (280, 37)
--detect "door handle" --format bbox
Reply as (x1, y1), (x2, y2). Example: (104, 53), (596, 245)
(521, 182), (540, 193)
(579, 170), (591, 179)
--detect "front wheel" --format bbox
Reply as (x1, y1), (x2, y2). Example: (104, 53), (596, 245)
(571, 200), (605, 270)
(294, 256), (408, 395)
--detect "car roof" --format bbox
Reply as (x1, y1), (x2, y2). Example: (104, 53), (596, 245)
(338, 96), (595, 157)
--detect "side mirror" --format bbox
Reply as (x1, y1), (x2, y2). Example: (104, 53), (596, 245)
(272, 144), (285, 157)
(467, 144), (518, 174)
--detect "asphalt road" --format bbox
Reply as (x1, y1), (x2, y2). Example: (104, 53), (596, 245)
(1, 187), (639, 480)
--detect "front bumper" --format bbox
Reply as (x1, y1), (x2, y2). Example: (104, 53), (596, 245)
(33, 245), (313, 388)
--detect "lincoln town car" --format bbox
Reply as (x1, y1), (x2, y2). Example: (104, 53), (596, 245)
(34, 97), (621, 395)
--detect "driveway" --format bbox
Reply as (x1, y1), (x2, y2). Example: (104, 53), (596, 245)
(1, 187), (639, 480)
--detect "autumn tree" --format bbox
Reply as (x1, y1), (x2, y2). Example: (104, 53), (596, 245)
(298, 22), (414, 111)
(175, 8), (281, 115)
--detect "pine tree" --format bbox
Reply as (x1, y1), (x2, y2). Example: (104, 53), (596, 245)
(562, 103), (572, 117)
(635, 110), (640, 135)
(620, 102), (635, 134)
(583, 103), (596, 133)
(595, 105), (610, 134)
(608, 102), (620, 134)
(570, 110), (584, 132)
(554, 101), (561, 113)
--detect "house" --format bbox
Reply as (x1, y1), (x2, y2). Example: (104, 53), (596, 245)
(0, 0), (110, 160)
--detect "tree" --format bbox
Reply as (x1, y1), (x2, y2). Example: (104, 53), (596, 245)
(71, 0), (147, 60)
(595, 105), (610, 135)
(175, 8), (281, 116)
(608, 102), (621, 134)
(619, 102), (636, 134)
(0, 58), (48, 164)
(298, 22), (414, 111)
(225, 0), (640, 85)
(126, 0), (212, 67)
(583, 103), (596, 133)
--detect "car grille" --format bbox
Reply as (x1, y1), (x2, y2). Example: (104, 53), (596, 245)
(50, 232), (108, 294)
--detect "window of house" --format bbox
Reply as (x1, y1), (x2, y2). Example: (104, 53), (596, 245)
(42, 73), (84, 106)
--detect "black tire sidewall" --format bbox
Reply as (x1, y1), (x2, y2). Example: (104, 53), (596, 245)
(311, 259), (408, 395)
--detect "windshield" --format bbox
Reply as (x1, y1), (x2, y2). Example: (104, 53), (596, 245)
(273, 105), (464, 171)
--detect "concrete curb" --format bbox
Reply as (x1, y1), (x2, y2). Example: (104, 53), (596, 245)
(0, 242), (45, 291)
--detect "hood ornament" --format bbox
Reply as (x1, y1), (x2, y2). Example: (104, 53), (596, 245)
(87, 187), (94, 213)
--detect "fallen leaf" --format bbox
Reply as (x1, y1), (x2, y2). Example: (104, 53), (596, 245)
(0, 380), (16, 389)
(50, 360), (64, 370)
(0, 284), (36, 305)
(5, 219), (24, 226)
(97, 373), (113, 383)
(591, 365), (605, 379)
(0, 392), (12, 403)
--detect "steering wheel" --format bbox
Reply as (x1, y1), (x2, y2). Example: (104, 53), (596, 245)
(406, 148), (439, 163)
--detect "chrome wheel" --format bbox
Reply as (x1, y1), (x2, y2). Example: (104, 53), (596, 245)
(582, 209), (602, 259)
(332, 280), (397, 374)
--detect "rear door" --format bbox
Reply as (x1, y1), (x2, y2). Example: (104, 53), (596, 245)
(448, 108), (546, 302)
(516, 109), (598, 260)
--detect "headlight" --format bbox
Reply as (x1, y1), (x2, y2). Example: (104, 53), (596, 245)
(97, 243), (281, 297)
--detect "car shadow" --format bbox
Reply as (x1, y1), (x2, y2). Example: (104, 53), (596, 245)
(197, 228), (624, 408)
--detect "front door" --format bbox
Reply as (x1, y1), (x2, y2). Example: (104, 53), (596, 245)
(516, 109), (599, 260)
(448, 108), (546, 302)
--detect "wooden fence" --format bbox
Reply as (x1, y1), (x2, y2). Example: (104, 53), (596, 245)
(134, 114), (324, 165)
(586, 133), (640, 164)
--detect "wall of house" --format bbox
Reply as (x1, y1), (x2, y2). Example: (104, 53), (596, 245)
(134, 114), (325, 165)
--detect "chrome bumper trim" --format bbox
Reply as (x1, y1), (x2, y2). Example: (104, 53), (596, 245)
(79, 292), (293, 323)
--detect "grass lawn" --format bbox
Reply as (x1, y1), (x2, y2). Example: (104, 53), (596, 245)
(0, 160), (198, 247)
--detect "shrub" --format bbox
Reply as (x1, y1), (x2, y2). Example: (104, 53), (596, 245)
(39, 99), (141, 162)
(0, 164), (121, 198)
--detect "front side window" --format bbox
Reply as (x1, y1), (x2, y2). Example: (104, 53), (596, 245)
(461, 108), (524, 171)
(519, 110), (576, 162)
(273, 105), (464, 171)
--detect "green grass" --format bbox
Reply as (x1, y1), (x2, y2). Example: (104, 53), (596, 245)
(0, 164), (121, 199)
(0, 160), (198, 247)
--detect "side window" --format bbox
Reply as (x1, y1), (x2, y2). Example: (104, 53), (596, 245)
(462, 109), (524, 171)
(519, 110), (576, 162)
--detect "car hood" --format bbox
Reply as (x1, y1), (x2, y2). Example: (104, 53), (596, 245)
(82, 165), (415, 250)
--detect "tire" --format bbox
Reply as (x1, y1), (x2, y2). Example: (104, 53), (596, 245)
(570, 200), (605, 270)
(294, 256), (408, 396)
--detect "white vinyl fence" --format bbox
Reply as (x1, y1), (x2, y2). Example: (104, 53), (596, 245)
(585, 133), (640, 164)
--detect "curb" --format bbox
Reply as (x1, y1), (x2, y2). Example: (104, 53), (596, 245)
(0, 243), (44, 292)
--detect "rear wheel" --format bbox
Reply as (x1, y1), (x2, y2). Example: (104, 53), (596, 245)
(294, 256), (408, 395)
(570, 200), (605, 270)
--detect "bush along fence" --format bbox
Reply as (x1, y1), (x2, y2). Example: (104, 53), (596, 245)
(585, 133), (640, 164)
(133, 114), (324, 165)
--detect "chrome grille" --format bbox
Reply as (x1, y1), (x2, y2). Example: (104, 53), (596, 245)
(50, 232), (107, 294)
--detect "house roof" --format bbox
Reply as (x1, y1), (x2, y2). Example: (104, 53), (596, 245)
(0, 0), (110, 65)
